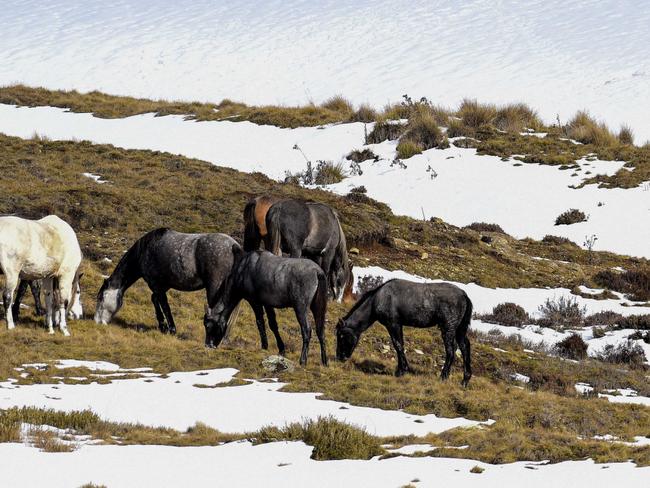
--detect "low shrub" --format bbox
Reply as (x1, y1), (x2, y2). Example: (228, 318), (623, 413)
(352, 104), (378, 123)
(554, 334), (588, 360)
(627, 330), (650, 344)
(346, 149), (378, 163)
(584, 310), (623, 327)
(591, 326), (607, 339)
(555, 209), (587, 226)
(596, 341), (647, 367)
(599, 268), (650, 301)
(537, 296), (586, 329)
(542, 235), (578, 246)
(349, 185), (367, 194)
(464, 222), (506, 234)
(617, 314), (650, 330)
(482, 302), (530, 327)
(356, 275), (385, 296)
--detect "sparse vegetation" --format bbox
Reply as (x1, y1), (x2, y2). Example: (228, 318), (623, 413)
(594, 268), (650, 301)
(537, 296), (586, 329)
(555, 209), (587, 226)
(464, 222), (506, 234)
(596, 341), (647, 367)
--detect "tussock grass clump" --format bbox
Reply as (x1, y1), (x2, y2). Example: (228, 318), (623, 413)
(396, 139), (422, 159)
(555, 209), (587, 226)
(313, 161), (346, 185)
(253, 416), (384, 460)
(29, 428), (76, 452)
(596, 341), (647, 367)
(566, 111), (619, 147)
(366, 119), (407, 144)
(464, 222), (506, 234)
(537, 296), (586, 329)
(481, 302), (530, 327)
(320, 95), (354, 116)
(554, 333), (588, 360)
(618, 125), (635, 145)
(493, 103), (543, 133)
(351, 104), (378, 123)
(457, 99), (497, 130)
(594, 268), (650, 302)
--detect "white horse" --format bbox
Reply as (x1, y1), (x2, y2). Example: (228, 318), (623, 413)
(0, 215), (82, 335)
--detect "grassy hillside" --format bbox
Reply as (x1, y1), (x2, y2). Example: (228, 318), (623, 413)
(0, 132), (649, 464)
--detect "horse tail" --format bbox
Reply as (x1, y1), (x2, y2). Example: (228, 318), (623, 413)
(267, 207), (283, 256)
(243, 199), (259, 252)
(312, 270), (328, 331)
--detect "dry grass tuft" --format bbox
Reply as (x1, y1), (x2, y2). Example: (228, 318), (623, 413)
(566, 111), (619, 147)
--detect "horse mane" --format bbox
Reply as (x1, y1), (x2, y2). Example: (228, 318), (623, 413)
(109, 228), (170, 287)
(343, 278), (393, 320)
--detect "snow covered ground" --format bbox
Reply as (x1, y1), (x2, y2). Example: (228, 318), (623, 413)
(1, 1), (649, 141)
(0, 361), (484, 436)
(4, 441), (648, 488)
(2, 104), (649, 258)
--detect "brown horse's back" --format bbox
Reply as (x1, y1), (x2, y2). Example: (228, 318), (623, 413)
(255, 195), (280, 237)
(243, 195), (283, 251)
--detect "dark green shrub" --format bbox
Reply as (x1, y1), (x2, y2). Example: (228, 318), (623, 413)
(464, 222), (506, 234)
(555, 209), (587, 225)
(554, 334), (588, 360)
(482, 302), (530, 327)
(596, 341), (647, 366)
(346, 149), (378, 163)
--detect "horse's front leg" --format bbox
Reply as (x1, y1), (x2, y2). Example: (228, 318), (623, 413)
(158, 292), (177, 335)
(386, 323), (411, 376)
(440, 325), (456, 381)
(2, 272), (19, 330)
(250, 302), (268, 350)
(10, 280), (29, 322)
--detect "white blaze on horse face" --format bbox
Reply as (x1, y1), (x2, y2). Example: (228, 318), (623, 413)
(95, 288), (120, 324)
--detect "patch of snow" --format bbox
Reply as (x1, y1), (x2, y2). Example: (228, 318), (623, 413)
(82, 172), (108, 184)
(387, 444), (433, 455)
(0, 366), (487, 436)
(511, 373), (530, 384)
(1, 442), (648, 488)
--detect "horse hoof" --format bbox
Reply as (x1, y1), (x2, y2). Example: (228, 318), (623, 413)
(62, 330), (71, 337)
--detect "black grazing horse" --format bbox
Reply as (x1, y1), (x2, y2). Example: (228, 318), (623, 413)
(95, 228), (240, 334)
(336, 279), (473, 386)
(11, 280), (44, 318)
(265, 199), (351, 301)
(204, 250), (329, 366)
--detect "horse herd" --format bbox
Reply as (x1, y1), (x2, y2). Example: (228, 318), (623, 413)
(1, 197), (473, 385)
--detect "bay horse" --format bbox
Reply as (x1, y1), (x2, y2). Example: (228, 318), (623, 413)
(204, 249), (329, 366)
(336, 279), (473, 386)
(95, 228), (240, 334)
(243, 195), (284, 251)
(265, 199), (351, 301)
(0, 215), (82, 335)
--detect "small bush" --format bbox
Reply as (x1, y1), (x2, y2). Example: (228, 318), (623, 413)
(464, 222), (506, 234)
(446, 118), (473, 138)
(555, 209), (587, 226)
(346, 149), (378, 163)
(537, 296), (586, 329)
(594, 268), (650, 302)
(493, 103), (543, 133)
(366, 119), (407, 144)
(592, 326), (607, 338)
(482, 302), (530, 327)
(596, 341), (647, 366)
(542, 235), (578, 246)
(554, 333), (588, 360)
(566, 111), (618, 146)
(470, 465), (485, 474)
(617, 314), (650, 331)
(356, 275), (384, 295)
(618, 125), (634, 145)
(627, 330), (650, 344)
(349, 185), (367, 194)
(584, 310), (623, 327)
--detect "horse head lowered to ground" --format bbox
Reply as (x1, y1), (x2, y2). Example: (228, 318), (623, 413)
(336, 279), (473, 386)
(95, 228), (240, 334)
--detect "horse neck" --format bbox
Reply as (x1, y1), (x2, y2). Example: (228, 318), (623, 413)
(108, 245), (142, 293)
(345, 294), (375, 334)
